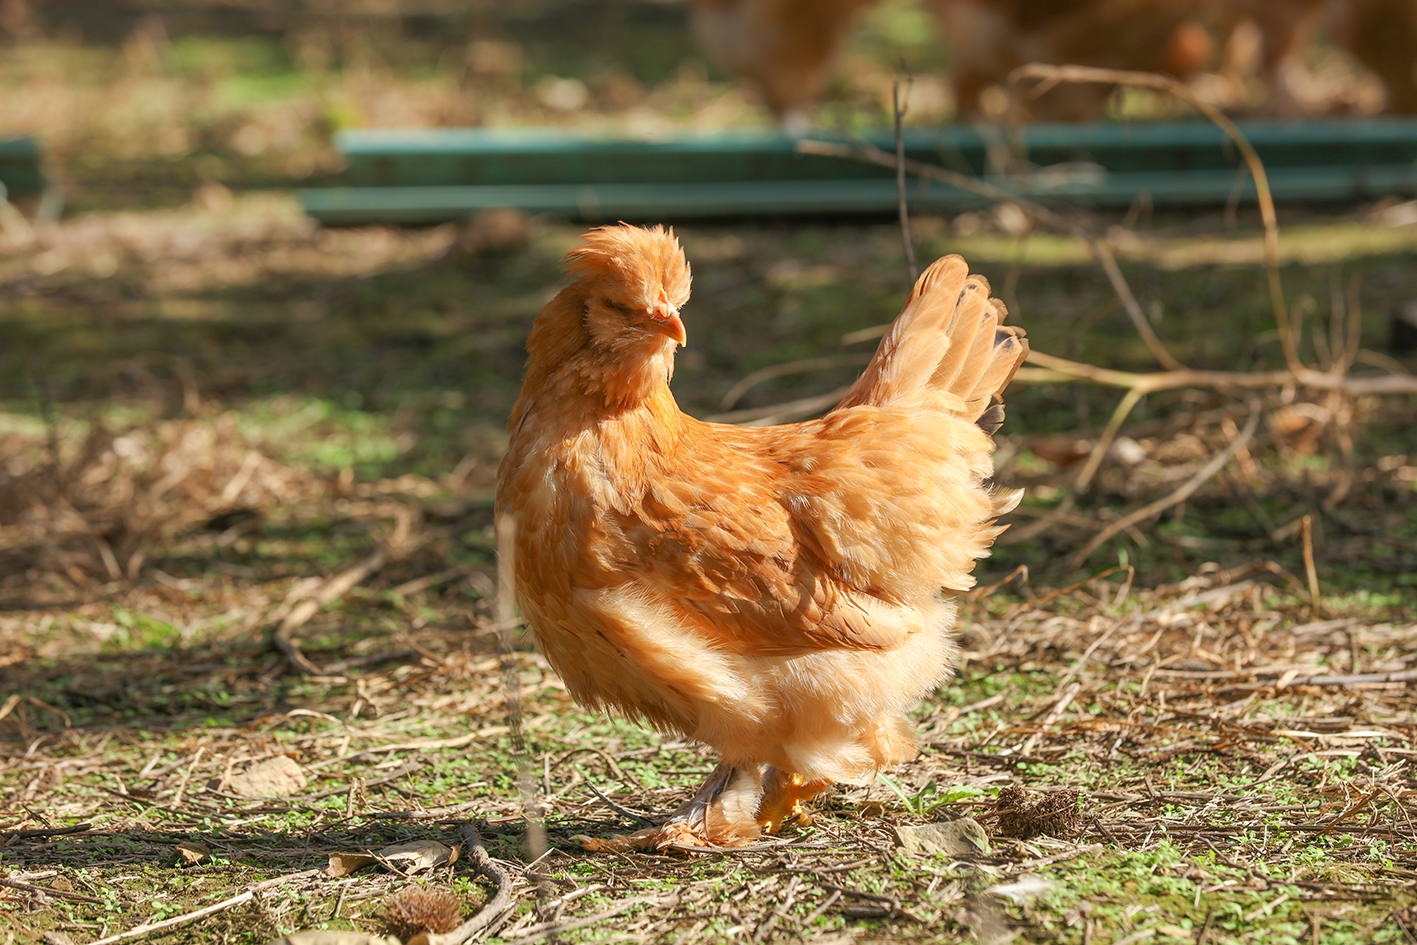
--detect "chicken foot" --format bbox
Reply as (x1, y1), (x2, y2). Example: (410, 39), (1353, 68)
(757, 766), (831, 834)
(578, 762), (766, 851)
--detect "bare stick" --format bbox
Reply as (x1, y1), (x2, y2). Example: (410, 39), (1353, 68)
(584, 779), (656, 827)
(798, 138), (1183, 372)
(1300, 515), (1321, 614)
(0, 821), (91, 840)
(0, 876), (103, 904)
(1009, 63), (1294, 374)
(720, 355), (866, 411)
(1020, 349), (1417, 397)
(424, 821), (518, 945)
(1283, 668), (1417, 687)
(85, 891), (254, 945)
(893, 78), (917, 282)
(274, 546), (388, 673)
(495, 512), (547, 883)
(1066, 406), (1261, 568)
(1019, 681), (1081, 756)
(705, 387), (850, 426)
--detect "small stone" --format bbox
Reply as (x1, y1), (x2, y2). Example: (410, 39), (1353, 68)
(893, 817), (990, 857)
(226, 756), (307, 798)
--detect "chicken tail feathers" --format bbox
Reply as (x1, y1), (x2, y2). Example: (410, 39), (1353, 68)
(838, 255), (1028, 431)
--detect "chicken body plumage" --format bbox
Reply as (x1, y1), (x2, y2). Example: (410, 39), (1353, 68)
(496, 225), (1026, 848)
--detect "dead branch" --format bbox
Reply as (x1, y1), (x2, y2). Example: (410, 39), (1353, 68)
(0, 875), (103, 904)
(1282, 668), (1417, 688)
(719, 355), (866, 411)
(892, 78), (917, 283)
(1016, 350), (1417, 493)
(0, 821), (91, 841)
(85, 890), (254, 945)
(797, 138), (1182, 371)
(1066, 405), (1261, 568)
(422, 821), (517, 945)
(1009, 63), (1294, 374)
(273, 546), (388, 673)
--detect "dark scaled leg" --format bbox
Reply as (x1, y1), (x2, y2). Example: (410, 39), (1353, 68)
(579, 763), (765, 852)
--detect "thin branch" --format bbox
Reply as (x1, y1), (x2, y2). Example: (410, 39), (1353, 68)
(584, 779), (656, 827)
(719, 355), (866, 411)
(85, 891), (254, 945)
(705, 387), (850, 426)
(892, 78), (917, 282)
(1008, 64), (1297, 371)
(424, 821), (517, 945)
(1066, 405), (1261, 568)
(1008, 63), (1293, 373)
(797, 138), (1183, 371)
(1300, 515), (1321, 614)
(273, 546), (388, 673)
(0, 876), (103, 904)
(1018, 350), (1417, 397)
(1282, 668), (1417, 688)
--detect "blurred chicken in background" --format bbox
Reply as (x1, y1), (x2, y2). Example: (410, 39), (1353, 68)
(1329, 0), (1417, 114)
(690, 0), (1417, 125)
(925, 0), (1213, 121)
(1206, 0), (1331, 115)
(691, 0), (879, 132)
(1209, 0), (1416, 116)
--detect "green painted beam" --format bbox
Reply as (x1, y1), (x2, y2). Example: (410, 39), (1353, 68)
(0, 137), (44, 197)
(331, 119), (1417, 189)
(301, 162), (1417, 225)
(302, 119), (1417, 223)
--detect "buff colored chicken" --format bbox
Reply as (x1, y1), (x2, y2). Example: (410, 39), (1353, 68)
(927, 0), (1215, 121)
(691, 0), (878, 132)
(495, 225), (1027, 850)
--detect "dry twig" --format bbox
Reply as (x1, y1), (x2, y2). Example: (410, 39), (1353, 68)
(421, 821), (517, 945)
(1067, 404), (1261, 568)
(273, 547), (388, 673)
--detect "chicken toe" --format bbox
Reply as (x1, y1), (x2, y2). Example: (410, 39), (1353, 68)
(757, 766), (831, 834)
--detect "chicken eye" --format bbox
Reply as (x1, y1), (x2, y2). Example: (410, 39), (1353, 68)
(602, 298), (633, 315)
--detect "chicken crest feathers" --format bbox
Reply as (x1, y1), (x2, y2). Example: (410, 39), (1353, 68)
(564, 223), (692, 306)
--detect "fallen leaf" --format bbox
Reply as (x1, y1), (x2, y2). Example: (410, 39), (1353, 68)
(173, 841), (210, 866)
(378, 840), (457, 874)
(326, 852), (379, 877)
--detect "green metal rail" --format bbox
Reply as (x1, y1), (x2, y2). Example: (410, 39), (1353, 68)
(300, 119), (1417, 224)
(0, 137), (44, 199)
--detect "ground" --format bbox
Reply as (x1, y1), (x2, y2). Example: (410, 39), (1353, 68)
(2, 2), (1416, 944)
